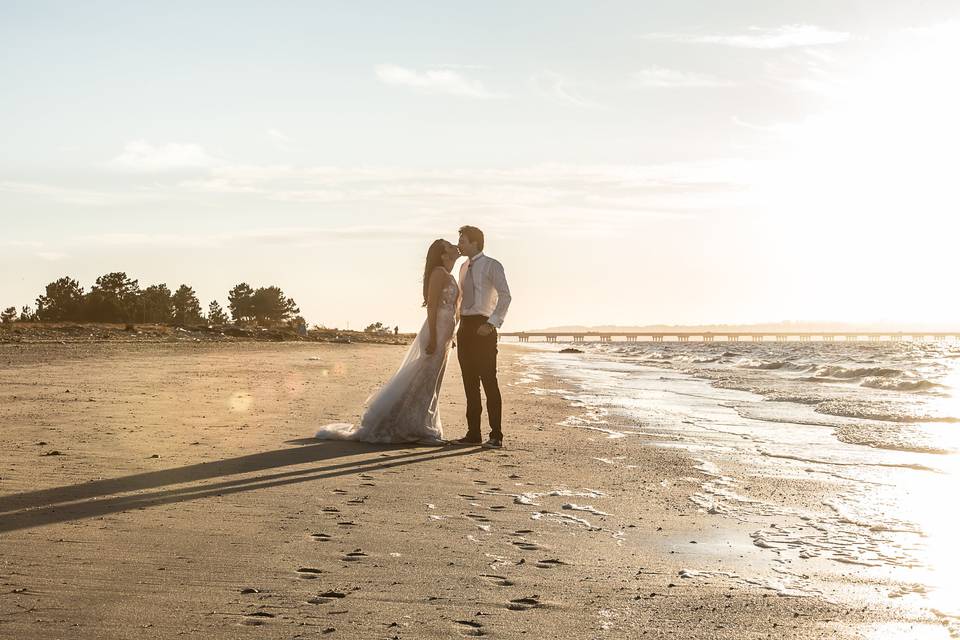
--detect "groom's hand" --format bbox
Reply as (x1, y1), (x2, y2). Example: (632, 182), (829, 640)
(477, 323), (494, 337)
(425, 340), (436, 355)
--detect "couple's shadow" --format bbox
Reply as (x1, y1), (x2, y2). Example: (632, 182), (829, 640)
(0, 438), (480, 534)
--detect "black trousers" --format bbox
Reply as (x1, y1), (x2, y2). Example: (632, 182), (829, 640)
(457, 315), (502, 440)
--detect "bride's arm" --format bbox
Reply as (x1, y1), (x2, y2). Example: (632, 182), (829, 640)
(425, 267), (446, 354)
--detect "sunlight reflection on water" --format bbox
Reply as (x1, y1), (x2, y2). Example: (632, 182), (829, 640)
(518, 341), (960, 636)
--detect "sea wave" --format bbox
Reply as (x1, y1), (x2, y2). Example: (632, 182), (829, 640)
(815, 399), (960, 424)
(741, 361), (798, 370)
(811, 366), (903, 379)
(860, 377), (945, 392)
(833, 424), (956, 455)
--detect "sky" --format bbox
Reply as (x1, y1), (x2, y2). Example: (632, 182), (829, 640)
(2, 1), (958, 331)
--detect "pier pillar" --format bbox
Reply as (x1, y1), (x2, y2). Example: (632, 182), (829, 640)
(823, 335), (835, 341)
(678, 335), (689, 342)
(775, 335), (787, 342)
(727, 335), (738, 342)
(845, 335), (859, 341)
(703, 335), (714, 342)
(752, 335), (763, 342)
(652, 335), (663, 343)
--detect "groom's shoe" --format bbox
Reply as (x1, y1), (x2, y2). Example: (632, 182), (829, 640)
(455, 436), (482, 445)
(481, 438), (502, 449)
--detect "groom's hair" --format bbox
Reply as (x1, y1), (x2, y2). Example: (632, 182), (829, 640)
(458, 225), (484, 252)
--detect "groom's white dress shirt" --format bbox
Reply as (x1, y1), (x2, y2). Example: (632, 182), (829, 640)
(459, 252), (512, 328)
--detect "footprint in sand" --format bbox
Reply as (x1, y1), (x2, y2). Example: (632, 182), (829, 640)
(479, 574), (515, 587)
(454, 620), (486, 637)
(458, 494), (479, 501)
(337, 521), (358, 527)
(332, 489), (348, 495)
(307, 591), (347, 604)
(342, 550), (368, 562)
(465, 514), (492, 523)
(296, 567), (325, 579)
(488, 505), (507, 511)
(507, 596), (542, 611)
(511, 541), (541, 551)
(473, 480), (488, 485)
(322, 506), (341, 513)
(311, 532), (333, 542)
(242, 611), (276, 625)
(535, 558), (566, 569)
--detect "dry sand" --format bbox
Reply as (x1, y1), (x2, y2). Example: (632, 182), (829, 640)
(0, 342), (906, 638)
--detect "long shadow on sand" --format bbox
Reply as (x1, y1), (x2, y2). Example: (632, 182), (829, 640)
(0, 441), (481, 533)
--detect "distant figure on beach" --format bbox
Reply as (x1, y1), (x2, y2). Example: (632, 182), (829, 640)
(394, 325), (398, 336)
(453, 225), (512, 449)
(315, 239), (461, 444)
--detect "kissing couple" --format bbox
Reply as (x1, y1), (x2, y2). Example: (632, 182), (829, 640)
(316, 225), (512, 448)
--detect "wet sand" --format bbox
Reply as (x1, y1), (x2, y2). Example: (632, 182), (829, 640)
(0, 342), (916, 638)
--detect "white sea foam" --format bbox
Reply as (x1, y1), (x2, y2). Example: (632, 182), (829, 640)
(523, 340), (960, 624)
(531, 510), (599, 530)
(561, 503), (610, 516)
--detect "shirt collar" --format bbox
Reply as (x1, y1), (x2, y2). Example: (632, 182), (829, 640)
(469, 252), (485, 265)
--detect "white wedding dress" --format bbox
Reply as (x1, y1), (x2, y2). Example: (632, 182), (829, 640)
(315, 273), (459, 443)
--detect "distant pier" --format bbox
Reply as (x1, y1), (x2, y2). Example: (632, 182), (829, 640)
(499, 331), (960, 343)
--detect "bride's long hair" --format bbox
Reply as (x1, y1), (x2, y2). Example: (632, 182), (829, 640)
(422, 239), (448, 307)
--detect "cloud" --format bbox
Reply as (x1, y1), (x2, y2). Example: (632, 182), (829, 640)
(267, 128), (292, 151)
(73, 232), (222, 249)
(531, 72), (605, 109)
(632, 66), (736, 88)
(2, 159), (755, 249)
(106, 140), (222, 173)
(0, 239), (44, 248)
(374, 64), (504, 99)
(645, 24), (850, 49)
(35, 251), (67, 261)
(0, 180), (151, 206)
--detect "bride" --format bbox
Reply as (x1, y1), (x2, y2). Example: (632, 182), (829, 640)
(315, 239), (461, 444)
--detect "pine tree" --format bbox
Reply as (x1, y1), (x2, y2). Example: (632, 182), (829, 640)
(85, 272), (140, 322)
(171, 285), (203, 326)
(139, 284), (174, 323)
(251, 286), (300, 325)
(228, 283), (255, 323)
(1, 307), (16, 324)
(36, 276), (85, 321)
(207, 300), (228, 324)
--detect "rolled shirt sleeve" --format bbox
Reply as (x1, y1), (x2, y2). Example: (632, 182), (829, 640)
(487, 259), (512, 328)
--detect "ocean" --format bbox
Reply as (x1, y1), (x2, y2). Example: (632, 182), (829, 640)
(517, 340), (960, 636)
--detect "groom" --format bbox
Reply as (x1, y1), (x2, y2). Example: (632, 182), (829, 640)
(455, 225), (512, 448)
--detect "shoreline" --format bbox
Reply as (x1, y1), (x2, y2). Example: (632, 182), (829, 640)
(0, 322), (415, 346)
(0, 342), (923, 638)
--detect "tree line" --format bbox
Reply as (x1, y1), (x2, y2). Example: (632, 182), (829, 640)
(2, 272), (301, 327)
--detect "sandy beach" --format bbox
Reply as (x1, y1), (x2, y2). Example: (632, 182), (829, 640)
(0, 341), (928, 639)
